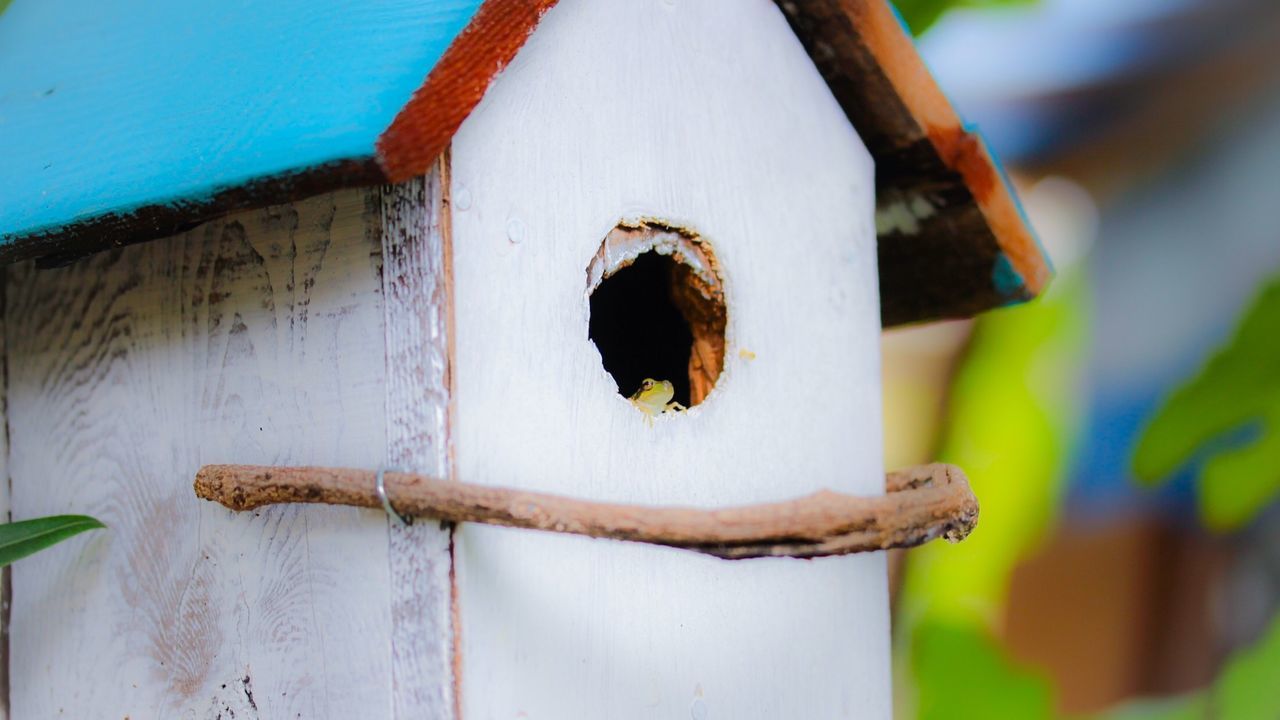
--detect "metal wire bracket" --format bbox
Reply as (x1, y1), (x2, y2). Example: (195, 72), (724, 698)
(376, 467), (411, 527)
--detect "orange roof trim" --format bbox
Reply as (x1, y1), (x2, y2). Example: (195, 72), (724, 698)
(377, 0), (561, 182)
(844, 0), (1051, 306)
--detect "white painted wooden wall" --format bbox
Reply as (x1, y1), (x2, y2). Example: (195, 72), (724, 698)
(4, 190), (415, 719)
(448, 0), (888, 718)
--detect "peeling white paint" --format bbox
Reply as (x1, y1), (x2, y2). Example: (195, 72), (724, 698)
(875, 194), (937, 235)
(584, 221), (718, 298)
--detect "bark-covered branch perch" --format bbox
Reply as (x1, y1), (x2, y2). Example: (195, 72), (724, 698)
(193, 463), (978, 560)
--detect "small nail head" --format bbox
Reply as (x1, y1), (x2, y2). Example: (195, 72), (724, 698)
(455, 185), (472, 211)
(506, 218), (526, 244)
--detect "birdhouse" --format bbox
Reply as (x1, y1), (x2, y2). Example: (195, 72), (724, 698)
(0, 0), (1049, 717)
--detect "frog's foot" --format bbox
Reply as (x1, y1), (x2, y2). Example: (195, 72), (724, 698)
(665, 401), (687, 413)
(630, 399), (657, 427)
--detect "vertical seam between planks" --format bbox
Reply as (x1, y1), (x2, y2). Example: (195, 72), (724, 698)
(0, 269), (10, 720)
(370, 185), (392, 720)
(440, 151), (459, 490)
(379, 160), (458, 719)
(438, 149), (465, 720)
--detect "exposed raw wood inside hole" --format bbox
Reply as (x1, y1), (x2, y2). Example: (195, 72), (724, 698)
(586, 221), (726, 409)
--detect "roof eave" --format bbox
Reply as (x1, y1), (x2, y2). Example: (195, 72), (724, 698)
(3, 0), (1050, 326)
(774, 0), (1051, 326)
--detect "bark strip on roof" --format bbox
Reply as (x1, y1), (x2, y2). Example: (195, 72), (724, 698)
(776, 0), (1051, 325)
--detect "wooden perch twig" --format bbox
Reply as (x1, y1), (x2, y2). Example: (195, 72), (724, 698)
(193, 463), (978, 560)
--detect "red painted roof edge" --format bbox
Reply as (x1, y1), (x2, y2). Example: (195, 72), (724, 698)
(377, 0), (561, 182)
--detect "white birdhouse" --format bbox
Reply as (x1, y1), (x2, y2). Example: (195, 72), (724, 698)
(0, 0), (1048, 717)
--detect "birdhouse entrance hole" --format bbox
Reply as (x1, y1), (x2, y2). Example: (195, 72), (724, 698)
(586, 221), (727, 410)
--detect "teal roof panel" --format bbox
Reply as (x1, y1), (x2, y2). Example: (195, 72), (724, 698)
(0, 0), (482, 248)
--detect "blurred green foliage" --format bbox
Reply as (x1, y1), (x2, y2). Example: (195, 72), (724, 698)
(913, 621), (1055, 720)
(894, 0), (1036, 36)
(1209, 610), (1280, 718)
(891, 0), (1280, 714)
(1101, 611), (1280, 719)
(1101, 697), (1209, 720)
(902, 250), (1280, 718)
(1133, 277), (1280, 529)
(899, 259), (1090, 717)
(902, 267), (1087, 625)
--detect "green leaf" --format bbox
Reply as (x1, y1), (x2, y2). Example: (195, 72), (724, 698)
(1097, 694), (1208, 720)
(1097, 611), (1280, 720)
(894, 0), (963, 35)
(0, 515), (106, 567)
(899, 247), (1087, 718)
(1133, 276), (1280, 528)
(1210, 610), (1280, 718)
(902, 262), (1090, 624)
(893, 0), (1038, 37)
(913, 621), (1055, 720)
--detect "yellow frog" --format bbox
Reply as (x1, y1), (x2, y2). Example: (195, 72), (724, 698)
(629, 378), (686, 422)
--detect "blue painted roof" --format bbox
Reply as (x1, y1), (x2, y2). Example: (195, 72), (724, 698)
(0, 0), (482, 244)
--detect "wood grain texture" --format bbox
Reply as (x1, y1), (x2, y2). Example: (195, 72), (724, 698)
(5, 190), (394, 718)
(3, 159), (386, 271)
(449, 0), (889, 716)
(379, 167), (458, 719)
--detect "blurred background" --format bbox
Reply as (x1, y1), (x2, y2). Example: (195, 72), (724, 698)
(885, 0), (1280, 717)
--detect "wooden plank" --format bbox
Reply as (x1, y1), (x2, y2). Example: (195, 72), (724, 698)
(3, 159), (385, 271)
(0, 285), (8, 720)
(378, 166), (458, 719)
(774, 0), (1051, 326)
(449, 0), (889, 716)
(5, 190), (394, 718)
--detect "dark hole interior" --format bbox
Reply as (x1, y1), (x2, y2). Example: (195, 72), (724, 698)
(589, 251), (694, 406)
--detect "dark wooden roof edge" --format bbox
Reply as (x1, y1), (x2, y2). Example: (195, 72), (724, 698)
(5, 0), (1049, 327)
(776, 0), (1052, 326)
(0, 158), (386, 269)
